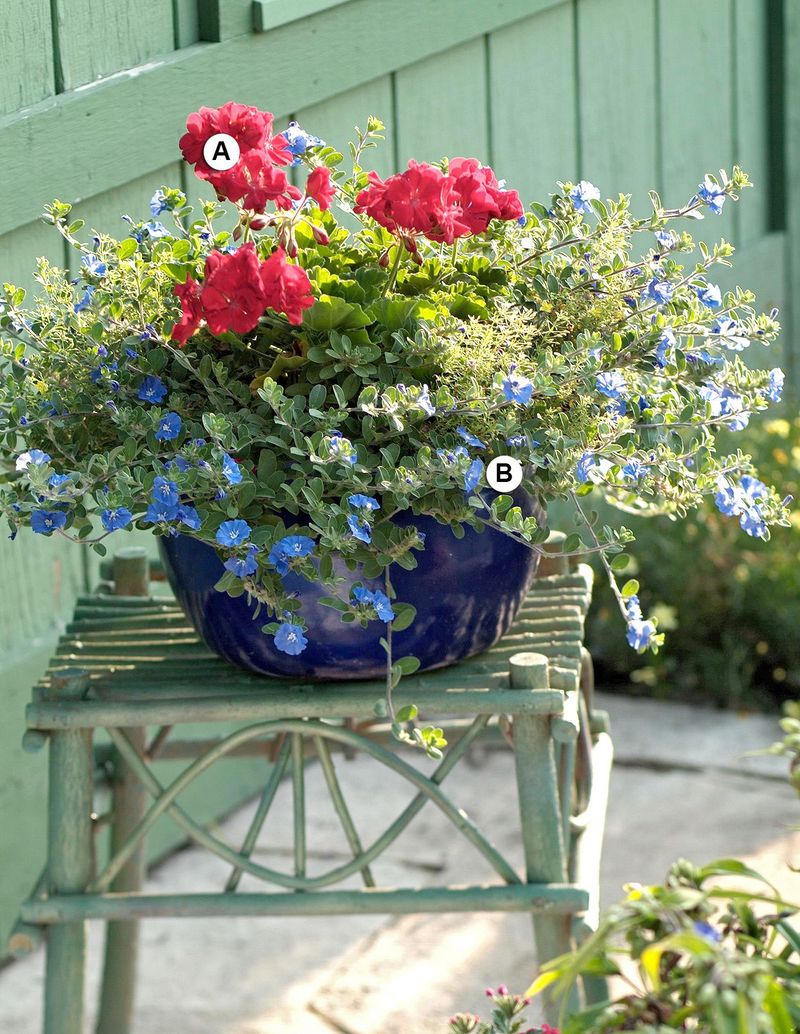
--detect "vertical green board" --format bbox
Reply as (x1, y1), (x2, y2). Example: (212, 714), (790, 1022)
(489, 4), (578, 204)
(734, 0), (770, 244)
(395, 39), (489, 165)
(53, 0), (175, 89)
(577, 0), (658, 212)
(0, 0), (54, 115)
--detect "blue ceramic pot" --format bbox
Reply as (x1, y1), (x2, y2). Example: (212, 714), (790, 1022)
(159, 498), (543, 680)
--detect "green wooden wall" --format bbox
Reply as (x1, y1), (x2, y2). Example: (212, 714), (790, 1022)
(0, 0), (795, 953)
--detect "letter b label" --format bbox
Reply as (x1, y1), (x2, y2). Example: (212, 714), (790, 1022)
(486, 455), (523, 492)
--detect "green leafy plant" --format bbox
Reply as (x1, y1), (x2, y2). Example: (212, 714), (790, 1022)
(0, 102), (789, 748)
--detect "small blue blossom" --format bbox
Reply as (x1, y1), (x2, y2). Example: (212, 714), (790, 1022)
(517, 215), (527, 226)
(625, 595), (642, 621)
(144, 499), (179, 524)
(139, 324), (157, 342)
(224, 543), (259, 578)
(627, 618), (656, 650)
(352, 586), (395, 622)
(267, 534), (315, 575)
(656, 328), (676, 367)
(740, 504), (768, 540)
(712, 317), (749, 351)
(126, 347), (140, 359)
(715, 476), (769, 538)
(31, 509), (67, 535)
(328, 431), (357, 465)
(155, 412), (182, 441)
(101, 508), (133, 532)
(606, 398), (627, 419)
(73, 286), (94, 313)
(506, 434), (526, 448)
(48, 473), (72, 490)
(149, 189), (169, 217)
(177, 504), (202, 531)
(697, 176), (726, 215)
(169, 456), (192, 473)
(622, 459), (647, 481)
(569, 180), (600, 214)
(464, 458), (484, 494)
(152, 476), (179, 506)
(347, 514), (372, 543)
(502, 367), (533, 405)
(699, 382), (749, 430)
(576, 451), (612, 484)
(348, 494), (380, 511)
(693, 921), (722, 943)
(138, 375), (167, 404)
(437, 445), (468, 465)
(457, 427), (486, 449)
(642, 278), (674, 305)
(16, 449), (51, 470)
(766, 367), (784, 403)
(274, 621), (308, 655)
(81, 253), (107, 277)
(696, 283), (722, 309)
(654, 229), (677, 250)
(416, 384), (436, 417)
(143, 220), (169, 239)
(216, 519), (251, 547)
(221, 453), (243, 484)
(280, 121), (324, 165)
(595, 370), (626, 399)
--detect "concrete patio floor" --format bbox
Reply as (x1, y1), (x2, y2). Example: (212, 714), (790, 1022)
(1, 691), (798, 1033)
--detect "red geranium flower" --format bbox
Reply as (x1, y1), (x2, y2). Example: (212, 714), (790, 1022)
(305, 166), (335, 210)
(199, 244), (269, 336)
(216, 151), (302, 212)
(171, 275), (203, 345)
(179, 102), (271, 179)
(449, 157), (523, 233)
(260, 247), (314, 325)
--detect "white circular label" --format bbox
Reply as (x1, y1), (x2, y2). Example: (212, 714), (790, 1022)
(486, 455), (523, 492)
(203, 133), (240, 171)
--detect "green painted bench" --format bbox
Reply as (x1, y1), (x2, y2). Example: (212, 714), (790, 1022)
(12, 539), (612, 1032)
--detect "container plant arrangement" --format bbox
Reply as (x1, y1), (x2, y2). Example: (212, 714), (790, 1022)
(0, 101), (789, 749)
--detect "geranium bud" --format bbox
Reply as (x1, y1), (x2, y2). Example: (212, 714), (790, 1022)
(232, 223), (243, 241)
(286, 237), (298, 258)
(311, 224), (329, 245)
(378, 250), (390, 268)
(249, 215), (270, 231)
(410, 250), (423, 266)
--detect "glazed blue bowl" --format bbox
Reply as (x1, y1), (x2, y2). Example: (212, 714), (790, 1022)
(159, 500), (543, 680)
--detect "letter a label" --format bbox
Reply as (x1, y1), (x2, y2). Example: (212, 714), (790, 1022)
(203, 133), (240, 171)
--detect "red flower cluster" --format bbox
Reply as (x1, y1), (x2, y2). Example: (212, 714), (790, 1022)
(354, 158), (523, 244)
(179, 102), (300, 213)
(171, 244), (314, 343)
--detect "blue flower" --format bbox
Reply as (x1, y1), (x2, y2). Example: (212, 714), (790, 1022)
(457, 427), (486, 449)
(699, 383), (749, 430)
(621, 459), (647, 481)
(576, 451), (612, 484)
(169, 456), (192, 473)
(16, 449), (51, 470)
(155, 411), (182, 441)
(347, 514), (372, 543)
(152, 476), (179, 506)
(126, 347), (140, 359)
(642, 278), (674, 305)
(177, 505), (201, 531)
(697, 176), (726, 215)
(627, 618), (656, 650)
(352, 586), (395, 622)
(31, 509), (67, 535)
(693, 920), (721, 944)
(595, 371), (626, 399)
(267, 534), (315, 575)
(464, 458), (484, 494)
(506, 434), (526, 448)
(740, 504), (768, 540)
(712, 317), (748, 350)
(221, 453), (242, 484)
(138, 375), (167, 404)
(81, 253), (107, 277)
(73, 286), (94, 313)
(143, 220), (169, 239)
(348, 494), (380, 511)
(139, 324), (156, 342)
(437, 445), (468, 465)
(654, 229), (677, 250)
(328, 432), (357, 465)
(569, 180), (600, 214)
(766, 367), (784, 403)
(48, 473), (72, 491)
(715, 476), (768, 538)
(216, 519), (252, 547)
(144, 499), (179, 524)
(625, 595), (642, 621)
(274, 621), (308, 655)
(502, 368), (533, 405)
(655, 328), (676, 367)
(149, 189), (169, 217)
(416, 384), (436, 417)
(281, 121), (324, 164)
(224, 543), (259, 578)
(101, 508), (133, 532)
(606, 398), (627, 419)
(696, 283), (722, 309)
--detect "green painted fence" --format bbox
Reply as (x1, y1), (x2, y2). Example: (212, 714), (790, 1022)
(0, 0), (797, 953)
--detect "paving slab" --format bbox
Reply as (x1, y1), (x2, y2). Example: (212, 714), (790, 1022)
(0, 692), (797, 1033)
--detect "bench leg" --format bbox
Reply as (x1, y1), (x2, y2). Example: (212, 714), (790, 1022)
(44, 675), (93, 1034)
(510, 653), (580, 1026)
(96, 727), (148, 1034)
